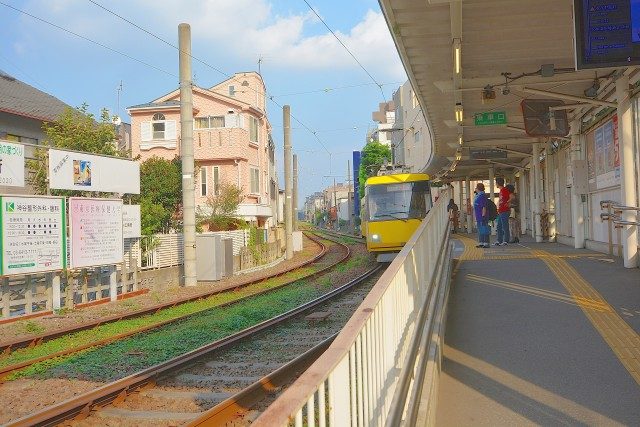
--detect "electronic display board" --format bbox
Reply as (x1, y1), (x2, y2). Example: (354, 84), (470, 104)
(575, 0), (640, 69)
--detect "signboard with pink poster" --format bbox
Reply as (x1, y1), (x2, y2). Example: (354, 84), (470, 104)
(69, 198), (123, 268)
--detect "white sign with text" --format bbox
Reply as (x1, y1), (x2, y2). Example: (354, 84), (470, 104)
(1, 196), (66, 275)
(49, 149), (140, 194)
(0, 141), (25, 187)
(122, 204), (141, 239)
(69, 198), (123, 268)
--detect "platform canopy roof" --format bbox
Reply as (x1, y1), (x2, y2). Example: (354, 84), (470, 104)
(379, 0), (638, 181)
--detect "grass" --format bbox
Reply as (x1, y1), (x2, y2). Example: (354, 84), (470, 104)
(8, 277), (337, 382)
(0, 265), (320, 372)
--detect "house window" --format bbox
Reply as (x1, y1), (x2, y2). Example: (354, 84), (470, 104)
(228, 85), (235, 96)
(152, 113), (166, 139)
(414, 130), (420, 143)
(249, 116), (259, 143)
(200, 167), (207, 196)
(213, 166), (220, 195)
(195, 116), (225, 129)
(250, 167), (260, 194)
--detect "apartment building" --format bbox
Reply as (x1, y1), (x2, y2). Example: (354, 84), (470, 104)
(128, 72), (278, 227)
(391, 81), (432, 172)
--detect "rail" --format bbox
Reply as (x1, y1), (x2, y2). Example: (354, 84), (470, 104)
(253, 188), (453, 427)
(599, 200), (640, 256)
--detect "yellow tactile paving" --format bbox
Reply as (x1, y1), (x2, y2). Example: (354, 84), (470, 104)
(453, 234), (640, 385)
(533, 250), (640, 386)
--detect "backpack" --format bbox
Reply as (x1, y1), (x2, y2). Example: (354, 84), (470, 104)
(486, 196), (498, 221)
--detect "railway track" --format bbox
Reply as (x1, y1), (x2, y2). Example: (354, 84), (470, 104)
(8, 263), (383, 426)
(0, 232), (348, 381)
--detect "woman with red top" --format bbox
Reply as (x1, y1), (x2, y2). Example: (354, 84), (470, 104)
(494, 177), (511, 246)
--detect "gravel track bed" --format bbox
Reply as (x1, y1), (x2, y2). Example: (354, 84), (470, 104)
(70, 253), (380, 426)
(0, 235), (322, 342)
(0, 240), (371, 425)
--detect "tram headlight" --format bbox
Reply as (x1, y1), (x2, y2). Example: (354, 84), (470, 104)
(371, 234), (381, 242)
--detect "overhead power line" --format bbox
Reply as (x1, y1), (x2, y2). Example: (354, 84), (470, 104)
(87, 0), (333, 155)
(302, 0), (387, 102)
(0, 2), (177, 78)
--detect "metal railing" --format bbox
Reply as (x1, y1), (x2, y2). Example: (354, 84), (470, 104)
(600, 200), (640, 256)
(253, 189), (453, 427)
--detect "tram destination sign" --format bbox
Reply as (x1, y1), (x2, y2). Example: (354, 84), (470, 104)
(474, 111), (507, 126)
(469, 148), (507, 160)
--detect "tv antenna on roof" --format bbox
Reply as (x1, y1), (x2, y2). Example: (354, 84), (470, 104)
(116, 80), (123, 117)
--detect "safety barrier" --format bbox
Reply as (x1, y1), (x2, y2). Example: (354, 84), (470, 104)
(254, 189), (453, 427)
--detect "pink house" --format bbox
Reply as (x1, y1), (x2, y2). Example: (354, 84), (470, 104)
(128, 72), (278, 227)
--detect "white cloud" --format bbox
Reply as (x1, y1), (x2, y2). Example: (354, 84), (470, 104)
(19, 0), (405, 79)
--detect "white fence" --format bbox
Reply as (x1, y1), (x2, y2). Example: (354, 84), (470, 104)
(141, 230), (250, 270)
(253, 189), (453, 426)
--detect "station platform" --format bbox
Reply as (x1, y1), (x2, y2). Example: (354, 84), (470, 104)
(435, 234), (640, 426)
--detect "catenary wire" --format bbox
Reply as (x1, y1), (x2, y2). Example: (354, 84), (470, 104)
(0, 2), (177, 79)
(302, 0), (387, 102)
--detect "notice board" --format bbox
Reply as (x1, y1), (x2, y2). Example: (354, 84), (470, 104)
(69, 198), (123, 268)
(0, 195), (66, 275)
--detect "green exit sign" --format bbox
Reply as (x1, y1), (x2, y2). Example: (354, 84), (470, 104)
(474, 111), (507, 126)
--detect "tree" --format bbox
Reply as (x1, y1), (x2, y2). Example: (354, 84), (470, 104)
(358, 140), (391, 197)
(27, 104), (126, 195)
(134, 156), (182, 234)
(198, 182), (245, 231)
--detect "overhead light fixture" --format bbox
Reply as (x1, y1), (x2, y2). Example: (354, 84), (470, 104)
(455, 103), (464, 123)
(453, 39), (461, 74)
(455, 150), (462, 161)
(482, 85), (496, 102)
(458, 135), (463, 145)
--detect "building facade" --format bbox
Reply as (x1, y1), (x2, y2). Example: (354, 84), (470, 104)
(391, 81), (432, 172)
(128, 72), (277, 227)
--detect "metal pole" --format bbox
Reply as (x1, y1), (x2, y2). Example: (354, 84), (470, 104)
(570, 120), (585, 248)
(532, 142), (544, 242)
(616, 75), (639, 268)
(293, 153), (298, 232)
(179, 23), (197, 286)
(489, 166), (495, 235)
(283, 105), (293, 260)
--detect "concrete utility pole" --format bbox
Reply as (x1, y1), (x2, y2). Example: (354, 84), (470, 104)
(293, 153), (298, 231)
(283, 105), (293, 260)
(178, 23), (197, 286)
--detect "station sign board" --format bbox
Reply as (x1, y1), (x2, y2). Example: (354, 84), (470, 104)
(469, 148), (507, 160)
(474, 111), (507, 126)
(0, 141), (25, 187)
(122, 204), (141, 239)
(0, 195), (66, 276)
(49, 149), (140, 194)
(69, 198), (123, 268)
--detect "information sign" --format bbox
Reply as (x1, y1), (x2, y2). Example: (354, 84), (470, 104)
(49, 149), (140, 194)
(0, 141), (25, 187)
(469, 148), (507, 160)
(69, 198), (123, 268)
(0, 196), (66, 275)
(474, 111), (507, 126)
(122, 205), (141, 239)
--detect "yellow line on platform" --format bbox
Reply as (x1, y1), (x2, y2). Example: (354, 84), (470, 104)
(533, 250), (640, 385)
(466, 274), (611, 312)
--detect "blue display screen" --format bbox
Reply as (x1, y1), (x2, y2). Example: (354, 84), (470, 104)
(575, 0), (640, 68)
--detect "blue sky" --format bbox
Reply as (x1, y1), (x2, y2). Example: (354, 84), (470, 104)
(0, 0), (407, 205)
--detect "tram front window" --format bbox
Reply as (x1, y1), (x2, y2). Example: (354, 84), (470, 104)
(367, 181), (431, 222)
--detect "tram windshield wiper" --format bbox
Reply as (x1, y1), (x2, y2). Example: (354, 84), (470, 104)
(374, 213), (408, 222)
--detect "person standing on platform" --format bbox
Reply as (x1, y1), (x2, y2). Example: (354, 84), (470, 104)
(473, 183), (490, 248)
(494, 177), (511, 246)
(506, 183), (520, 243)
(447, 199), (459, 233)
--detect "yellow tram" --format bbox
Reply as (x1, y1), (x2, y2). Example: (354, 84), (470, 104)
(361, 173), (431, 261)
